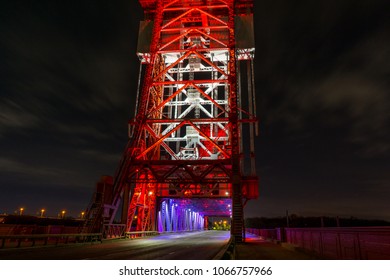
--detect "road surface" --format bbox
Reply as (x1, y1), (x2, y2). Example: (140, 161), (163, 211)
(0, 231), (230, 260)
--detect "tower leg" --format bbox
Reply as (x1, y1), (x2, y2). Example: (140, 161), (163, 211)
(121, 184), (130, 226)
(231, 181), (244, 243)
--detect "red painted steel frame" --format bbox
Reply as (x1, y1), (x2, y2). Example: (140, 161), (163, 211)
(84, 0), (258, 242)
(131, 0), (257, 240)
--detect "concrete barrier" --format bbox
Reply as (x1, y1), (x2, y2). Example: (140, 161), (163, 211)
(213, 235), (236, 260)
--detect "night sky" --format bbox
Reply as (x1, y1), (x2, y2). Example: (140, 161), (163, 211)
(1, 0), (389, 220)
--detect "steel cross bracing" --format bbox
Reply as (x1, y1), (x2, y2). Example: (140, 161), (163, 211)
(83, 0), (258, 242)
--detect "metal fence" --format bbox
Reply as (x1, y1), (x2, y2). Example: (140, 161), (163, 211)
(0, 233), (102, 249)
(247, 227), (390, 260)
(125, 231), (159, 239)
(285, 227), (390, 259)
(0, 224), (80, 235)
(246, 228), (278, 240)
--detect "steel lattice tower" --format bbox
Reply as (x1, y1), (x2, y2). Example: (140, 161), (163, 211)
(84, 0), (258, 243)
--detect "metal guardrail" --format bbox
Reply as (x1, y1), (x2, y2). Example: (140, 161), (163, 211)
(0, 233), (102, 249)
(246, 228), (278, 241)
(125, 231), (159, 239)
(103, 224), (126, 239)
(0, 224), (81, 235)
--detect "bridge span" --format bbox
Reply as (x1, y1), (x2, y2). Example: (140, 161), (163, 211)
(1, 227), (388, 260)
(0, 231), (230, 260)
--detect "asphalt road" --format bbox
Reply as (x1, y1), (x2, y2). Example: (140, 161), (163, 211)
(0, 231), (230, 260)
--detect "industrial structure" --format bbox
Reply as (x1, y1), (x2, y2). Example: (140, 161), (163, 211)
(84, 0), (258, 242)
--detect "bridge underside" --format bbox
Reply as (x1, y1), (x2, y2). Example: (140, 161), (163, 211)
(167, 198), (232, 217)
(157, 198), (232, 232)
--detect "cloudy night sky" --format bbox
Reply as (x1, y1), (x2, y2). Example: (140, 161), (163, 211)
(1, 0), (389, 220)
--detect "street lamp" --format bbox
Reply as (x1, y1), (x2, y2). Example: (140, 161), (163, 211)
(40, 209), (45, 218)
(80, 211), (85, 219)
(61, 210), (66, 219)
(19, 208), (24, 216)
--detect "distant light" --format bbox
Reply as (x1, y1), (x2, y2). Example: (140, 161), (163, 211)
(148, 191), (153, 196)
(228, 204), (231, 208)
(225, 192), (229, 195)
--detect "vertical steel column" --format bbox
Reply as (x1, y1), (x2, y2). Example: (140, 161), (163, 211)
(227, 0), (244, 243)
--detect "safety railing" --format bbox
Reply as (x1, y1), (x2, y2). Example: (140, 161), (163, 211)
(247, 227), (390, 260)
(0, 233), (102, 249)
(103, 224), (126, 239)
(0, 224), (81, 235)
(246, 228), (278, 241)
(285, 227), (390, 260)
(124, 231), (159, 239)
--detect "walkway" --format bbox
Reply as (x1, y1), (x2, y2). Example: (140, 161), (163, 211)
(235, 233), (317, 260)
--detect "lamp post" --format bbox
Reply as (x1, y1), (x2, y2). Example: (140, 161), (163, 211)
(61, 210), (66, 219)
(19, 208), (24, 216)
(40, 209), (45, 218)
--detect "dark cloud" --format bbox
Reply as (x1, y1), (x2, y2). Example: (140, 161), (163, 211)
(253, 0), (390, 220)
(0, 157), (68, 178)
(256, 0), (390, 156)
(0, 0), (141, 215)
(0, 99), (41, 135)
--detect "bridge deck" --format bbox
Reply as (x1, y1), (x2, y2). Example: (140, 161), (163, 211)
(0, 231), (319, 260)
(0, 231), (229, 260)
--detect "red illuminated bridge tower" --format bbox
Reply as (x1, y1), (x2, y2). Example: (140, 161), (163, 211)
(84, 0), (258, 243)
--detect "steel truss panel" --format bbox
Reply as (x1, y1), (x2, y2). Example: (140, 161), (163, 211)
(130, 0), (258, 239)
(84, 0), (258, 241)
